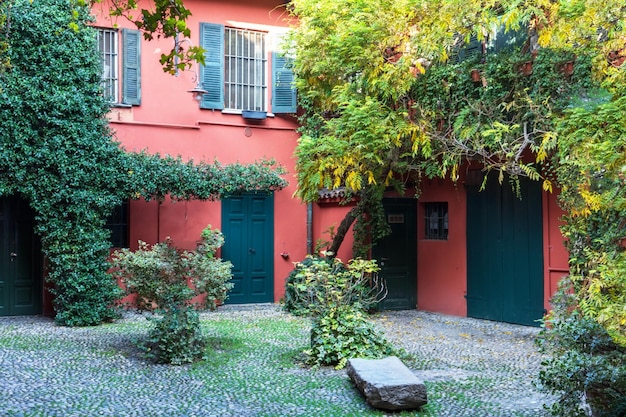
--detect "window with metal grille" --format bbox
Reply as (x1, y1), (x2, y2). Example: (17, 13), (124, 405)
(424, 202), (448, 240)
(106, 200), (129, 248)
(97, 28), (119, 102)
(224, 28), (267, 111)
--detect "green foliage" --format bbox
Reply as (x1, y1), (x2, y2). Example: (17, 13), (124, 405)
(284, 255), (384, 317)
(307, 305), (395, 369)
(87, 0), (206, 74)
(142, 306), (207, 365)
(536, 279), (626, 417)
(110, 227), (233, 364)
(0, 0), (126, 326)
(555, 96), (626, 347)
(110, 232), (234, 312)
(289, 0), (602, 255)
(284, 255), (393, 368)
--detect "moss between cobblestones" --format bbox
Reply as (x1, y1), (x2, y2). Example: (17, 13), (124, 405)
(0, 307), (552, 416)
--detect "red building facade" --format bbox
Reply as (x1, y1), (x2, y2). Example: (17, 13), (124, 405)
(2, 0), (570, 326)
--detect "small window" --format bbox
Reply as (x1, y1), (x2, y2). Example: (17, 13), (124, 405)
(106, 200), (129, 248)
(424, 202), (448, 240)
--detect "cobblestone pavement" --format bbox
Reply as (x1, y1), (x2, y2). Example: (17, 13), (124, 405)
(0, 305), (555, 416)
(372, 310), (556, 416)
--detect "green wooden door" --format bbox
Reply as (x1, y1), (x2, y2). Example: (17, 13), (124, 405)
(372, 198), (417, 310)
(466, 174), (544, 326)
(221, 194), (274, 304)
(0, 196), (42, 316)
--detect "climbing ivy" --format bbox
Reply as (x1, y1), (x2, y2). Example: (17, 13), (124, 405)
(0, 0), (286, 326)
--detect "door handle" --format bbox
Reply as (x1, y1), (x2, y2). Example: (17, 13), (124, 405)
(248, 248), (256, 254)
(10, 252), (17, 262)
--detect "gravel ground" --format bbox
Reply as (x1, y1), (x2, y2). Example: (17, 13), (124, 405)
(372, 310), (556, 416)
(0, 305), (555, 416)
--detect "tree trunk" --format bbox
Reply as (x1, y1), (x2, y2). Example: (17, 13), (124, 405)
(327, 206), (358, 257)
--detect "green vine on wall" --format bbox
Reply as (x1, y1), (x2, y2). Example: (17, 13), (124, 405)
(0, 0), (287, 326)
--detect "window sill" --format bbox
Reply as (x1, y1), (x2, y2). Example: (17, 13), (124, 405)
(110, 103), (133, 109)
(221, 109), (275, 118)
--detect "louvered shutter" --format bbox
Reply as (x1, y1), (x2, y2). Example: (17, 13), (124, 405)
(122, 29), (141, 105)
(199, 23), (224, 110)
(272, 53), (296, 114)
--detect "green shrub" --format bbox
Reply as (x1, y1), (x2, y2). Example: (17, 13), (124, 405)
(286, 255), (393, 368)
(283, 255), (382, 316)
(307, 305), (395, 369)
(110, 225), (233, 364)
(536, 278), (626, 417)
(141, 306), (207, 365)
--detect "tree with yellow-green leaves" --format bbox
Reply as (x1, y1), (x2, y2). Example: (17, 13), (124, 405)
(287, 0), (626, 414)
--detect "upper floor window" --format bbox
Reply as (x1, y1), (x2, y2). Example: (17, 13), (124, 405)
(96, 28), (142, 106)
(225, 28), (267, 111)
(199, 23), (296, 114)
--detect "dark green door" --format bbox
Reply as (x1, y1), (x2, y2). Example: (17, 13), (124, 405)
(0, 196), (42, 316)
(466, 174), (544, 326)
(221, 194), (274, 304)
(372, 198), (417, 310)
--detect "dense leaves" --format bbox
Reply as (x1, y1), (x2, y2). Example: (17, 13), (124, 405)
(537, 279), (626, 417)
(0, 0), (286, 325)
(285, 255), (392, 368)
(110, 226), (233, 364)
(287, 0), (604, 255)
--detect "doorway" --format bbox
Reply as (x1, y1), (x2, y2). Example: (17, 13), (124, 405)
(221, 193), (274, 304)
(372, 198), (417, 310)
(466, 174), (544, 326)
(0, 195), (42, 316)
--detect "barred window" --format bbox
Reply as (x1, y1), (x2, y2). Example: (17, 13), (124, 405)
(424, 202), (448, 240)
(224, 28), (267, 111)
(97, 28), (119, 102)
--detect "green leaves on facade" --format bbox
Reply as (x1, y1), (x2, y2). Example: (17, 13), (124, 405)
(0, 0), (286, 326)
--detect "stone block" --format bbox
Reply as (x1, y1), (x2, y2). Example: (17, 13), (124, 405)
(346, 356), (427, 411)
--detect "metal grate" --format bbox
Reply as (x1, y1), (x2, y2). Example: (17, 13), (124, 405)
(225, 28), (267, 111)
(96, 28), (118, 102)
(424, 202), (448, 240)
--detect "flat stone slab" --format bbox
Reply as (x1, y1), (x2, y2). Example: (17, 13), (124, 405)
(346, 356), (427, 411)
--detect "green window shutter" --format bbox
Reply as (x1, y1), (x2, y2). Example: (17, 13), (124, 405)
(449, 34), (483, 64)
(122, 29), (141, 105)
(272, 52), (296, 114)
(199, 23), (224, 110)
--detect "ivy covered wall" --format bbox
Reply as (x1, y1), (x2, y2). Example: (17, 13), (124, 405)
(0, 0), (286, 326)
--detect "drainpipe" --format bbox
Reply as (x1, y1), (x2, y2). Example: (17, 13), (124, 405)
(306, 203), (313, 255)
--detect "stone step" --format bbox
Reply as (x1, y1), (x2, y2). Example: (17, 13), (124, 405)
(346, 356), (428, 411)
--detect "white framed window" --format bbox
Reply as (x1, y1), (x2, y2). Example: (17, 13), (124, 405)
(95, 28), (141, 106)
(199, 23), (296, 114)
(97, 28), (119, 102)
(225, 28), (267, 111)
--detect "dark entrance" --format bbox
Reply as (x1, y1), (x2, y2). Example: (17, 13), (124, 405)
(466, 174), (544, 326)
(221, 194), (274, 304)
(0, 195), (42, 316)
(372, 198), (417, 310)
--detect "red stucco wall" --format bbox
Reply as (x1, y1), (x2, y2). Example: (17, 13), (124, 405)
(416, 179), (468, 317)
(90, 0), (570, 313)
(542, 189), (569, 310)
(95, 0), (307, 302)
